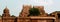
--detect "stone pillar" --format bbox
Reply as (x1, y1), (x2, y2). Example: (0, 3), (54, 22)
(51, 12), (58, 22)
(55, 13), (58, 22)
(0, 15), (2, 22)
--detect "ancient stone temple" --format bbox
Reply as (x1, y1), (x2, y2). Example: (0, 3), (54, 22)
(2, 7), (16, 22)
(0, 5), (59, 22)
(49, 11), (60, 22)
(2, 7), (10, 17)
(17, 5), (56, 22)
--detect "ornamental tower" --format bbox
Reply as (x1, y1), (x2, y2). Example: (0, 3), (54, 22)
(19, 5), (32, 17)
(2, 6), (10, 17)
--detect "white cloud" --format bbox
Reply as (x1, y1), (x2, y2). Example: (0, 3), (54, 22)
(23, 0), (54, 6)
(46, 0), (53, 5)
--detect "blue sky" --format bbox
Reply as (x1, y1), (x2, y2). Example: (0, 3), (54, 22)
(0, 0), (60, 16)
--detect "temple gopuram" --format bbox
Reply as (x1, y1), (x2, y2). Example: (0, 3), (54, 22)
(0, 5), (60, 22)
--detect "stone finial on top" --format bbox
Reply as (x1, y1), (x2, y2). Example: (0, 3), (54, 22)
(4, 6), (9, 10)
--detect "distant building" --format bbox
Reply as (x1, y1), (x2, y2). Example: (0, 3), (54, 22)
(0, 5), (59, 22)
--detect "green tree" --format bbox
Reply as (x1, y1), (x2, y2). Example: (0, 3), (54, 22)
(29, 8), (40, 16)
(11, 15), (15, 17)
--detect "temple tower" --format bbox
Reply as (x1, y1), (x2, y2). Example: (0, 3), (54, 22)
(2, 6), (10, 17)
(19, 5), (32, 17)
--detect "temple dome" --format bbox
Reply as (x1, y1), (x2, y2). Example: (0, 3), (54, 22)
(2, 6), (10, 17)
(3, 6), (9, 13)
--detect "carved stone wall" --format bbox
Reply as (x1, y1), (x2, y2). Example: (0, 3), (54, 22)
(3, 17), (16, 22)
(0, 18), (2, 22)
(17, 17), (30, 22)
(17, 17), (55, 22)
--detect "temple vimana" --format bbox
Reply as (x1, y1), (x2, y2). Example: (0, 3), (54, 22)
(0, 5), (60, 22)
